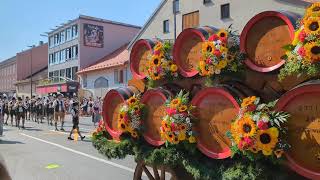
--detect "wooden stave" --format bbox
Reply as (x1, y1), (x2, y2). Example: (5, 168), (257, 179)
(275, 80), (320, 180)
(130, 39), (155, 80)
(103, 86), (139, 139)
(173, 26), (219, 77)
(240, 11), (300, 73)
(191, 82), (254, 159)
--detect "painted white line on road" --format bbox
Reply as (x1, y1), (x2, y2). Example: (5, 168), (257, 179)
(20, 133), (135, 173)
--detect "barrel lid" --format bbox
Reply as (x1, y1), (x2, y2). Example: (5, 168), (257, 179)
(130, 39), (153, 79)
(141, 89), (168, 146)
(191, 87), (239, 159)
(240, 11), (295, 72)
(276, 83), (320, 179)
(103, 89), (126, 138)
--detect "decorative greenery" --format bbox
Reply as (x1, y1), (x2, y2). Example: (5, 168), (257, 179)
(197, 25), (245, 78)
(160, 91), (197, 145)
(227, 96), (290, 162)
(279, 2), (320, 81)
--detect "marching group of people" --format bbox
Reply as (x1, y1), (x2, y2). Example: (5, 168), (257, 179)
(0, 94), (102, 141)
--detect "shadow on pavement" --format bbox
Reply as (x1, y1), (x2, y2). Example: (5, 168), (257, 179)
(24, 127), (43, 132)
(0, 139), (24, 145)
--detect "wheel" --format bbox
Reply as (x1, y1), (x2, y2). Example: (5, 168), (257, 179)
(133, 161), (178, 180)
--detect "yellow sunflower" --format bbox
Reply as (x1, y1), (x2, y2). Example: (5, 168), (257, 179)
(237, 115), (256, 137)
(304, 17), (320, 35)
(152, 73), (161, 80)
(292, 28), (302, 46)
(170, 64), (178, 72)
(151, 55), (161, 66)
(249, 145), (260, 154)
(256, 127), (279, 156)
(178, 132), (186, 141)
(217, 29), (228, 38)
(131, 131), (138, 138)
(202, 41), (215, 54)
(188, 136), (196, 143)
(241, 96), (256, 108)
(167, 132), (175, 143)
(230, 122), (241, 144)
(179, 124), (187, 131)
(306, 3), (320, 17)
(217, 60), (228, 69)
(127, 97), (137, 106)
(118, 122), (127, 131)
(178, 105), (188, 112)
(133, 105), (140, 112)
(305, 42), (320, 63)
(172, 135), (180, 144)
(170, 98), (181, 108)
(118, 112), (126, 120)
(226, 54), (235, 62)
(154, 42), (163, 51)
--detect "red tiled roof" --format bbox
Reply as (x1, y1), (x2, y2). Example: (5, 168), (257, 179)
(78, 44), (129, 74)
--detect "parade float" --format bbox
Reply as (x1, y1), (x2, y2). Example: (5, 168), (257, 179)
(92, 3), (320, 180)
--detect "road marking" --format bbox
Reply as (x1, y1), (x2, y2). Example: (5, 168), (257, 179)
(20, 133), (135, 173)
(49, 130), (92, 137)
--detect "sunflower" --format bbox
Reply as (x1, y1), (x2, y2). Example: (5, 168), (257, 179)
(202, 41), (215, 54)
(237, 115), (256, 137)
(230, 122), (241, 144)
(249, 145), (260, 154)
(172, 135), (180, 144)
(306, 3), (320, 17)
(154, 42), (163, 51)
(118, 122), (127, 131)
(188, 136), (196, 143)
(256, 127), (279, 156)
(217, 60), (228, 69)
(241, 96), (256, 108)
(167, 132), (175, 143)
(274, 149), (284, 158)
(170, 64), (178, 72)
(162, 121), (171, 131)
(133, 105), (140, 112)
(217, 29), (228, 38)
(226, 54), (235, 62)
(178, 132), (186, 141)
(118, 112), (126, 120)
(305, 42), (320, 63)
(178, 105), (188, 112)
(131, 131), (138, 138)
(127, 97), (137, 106)
(151, 55), (161, 66)
(152, 73), (161, 80)
(179, 124), (187, 131)
(170, 98), (181, 108)
(304, 17), (320, 35)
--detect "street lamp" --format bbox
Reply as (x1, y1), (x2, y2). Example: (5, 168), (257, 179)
(27, 45), (35, 97)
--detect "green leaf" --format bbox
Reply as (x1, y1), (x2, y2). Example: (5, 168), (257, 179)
(282, 44), (295, 51)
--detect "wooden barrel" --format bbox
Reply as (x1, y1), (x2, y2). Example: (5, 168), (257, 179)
(103, 86), (140, 139)
(191, 82), (254, 159)
(276, 80), (320, 180)
(130, 39), (155, 79)
(240, 11), (300, 72)
(140, 88), (172, 146)
(173, 26), (219, 77)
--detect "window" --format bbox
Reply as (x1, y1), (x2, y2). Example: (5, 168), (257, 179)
(49, 54), (53, 65)
(173, 0), (179, 13)
(163, 20), (169, 33)
(114, 69), (119, 84)
(60, 31), (65, 43)
(49, 36), (54, 48)
(72, 25), (78, 38)
(182, 11), (199, 30)
(66, 28), (72, 41)
(60, 49), (66, 63)
(71, 45), (78, 59)
(221, 3), (230, 19)
(60, 69), (65, 78)
(66, 48), (72, 60)
(82, 74), (87, 88)
(94, 77), (108, 88)
(203, 0), (212, 4)
(66, 68), (71, 79)
(119, 70), (124, 84)
(71, 66), (78, 80)
(53, 70), (59, 82)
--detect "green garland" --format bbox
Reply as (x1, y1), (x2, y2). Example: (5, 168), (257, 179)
(92, 131), (303, 180)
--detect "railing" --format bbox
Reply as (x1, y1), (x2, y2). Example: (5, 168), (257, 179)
(38, 76), (75, 86)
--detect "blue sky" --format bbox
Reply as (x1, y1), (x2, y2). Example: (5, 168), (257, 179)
(0, 0), (161, 61)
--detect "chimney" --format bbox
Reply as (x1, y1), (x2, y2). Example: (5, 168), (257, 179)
(39, 41), (44, 46)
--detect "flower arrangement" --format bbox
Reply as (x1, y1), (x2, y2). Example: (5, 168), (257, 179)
(279, 2), (320, 80)
(198, 27), (245, 77)
(93, 119), (106, 136)
(117, 94), (144, 138)
(146, 40), (178, 81)
(227, 96), (290, 160)
(160, 91), (197, 144)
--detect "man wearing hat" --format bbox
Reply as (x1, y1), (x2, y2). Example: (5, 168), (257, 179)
(68, 101), (85, 140)
(0, 95), (4, 136)
(15, 97), (25, 129)
(53, 93), (65, 131)
(8, 97), (16, 127)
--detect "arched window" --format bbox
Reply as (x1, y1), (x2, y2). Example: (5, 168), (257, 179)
(94, 77), (108, 88)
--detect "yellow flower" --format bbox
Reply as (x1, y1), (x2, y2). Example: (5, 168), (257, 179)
(151, 55), (161, 66)
(230, 122), (241, 144)
(217, 29), (228, 38)
(306, 3), (320, 17)
(178, 132), (186, 141)
(154, 42), (163, 51)
(202, 41), (215, 54)
(241, 96), (256, 108)
(178, 105), (188, 112)
(217, 60), (228, 69)
(172, 135), (180, 144)
(249, 145), (260, 154)
(220, 46), (228, 53)
(127, 97), (138, 106)
(170, 64), (178, 72)
(131, 131), (138, 138)
(304, 17), (320, 35)
(118, 112), (126, 120)
(237, 115), (256, 137)
(292, 28), (302, 46)
(118, 122), (127, 131)
(305, 42), (320, 63)
(188, 136), (196, 143)
(256, 127), (279, 156)
(170, 98), (181, 108)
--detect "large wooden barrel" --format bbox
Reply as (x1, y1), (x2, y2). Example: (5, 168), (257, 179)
(240, 11), (300, 72)
(130, 39), (155, 79)
(140, 88), (172, 146)
(103, 86), (140, 139)
(276, 80), (320, 180)
(191, 82), (254, 159)
(173, 26), (219, 77)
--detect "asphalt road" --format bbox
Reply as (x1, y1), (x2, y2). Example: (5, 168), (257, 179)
(0, 115), (137, 180)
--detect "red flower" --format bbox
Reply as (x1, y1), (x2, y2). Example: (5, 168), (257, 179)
(123, 115), (129, 123)
(208, 34), (219, 41)
(171, 123), (176, 131)
(257, 121), (268, 130)
(238, 139), (244, 150)
(213, 50), (221, 57)
(298, 30), (306, 43)
(166, 108), (177, 116)
(220, 37), (227, 43)
(297, 46), (306, 57)
(246, 104), (256, 112)
(206, 58), (212, 64)
(154, 50), (160, 56)
(243, 137), (254, 147)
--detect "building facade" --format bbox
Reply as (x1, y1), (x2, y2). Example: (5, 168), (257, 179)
(42, 15), (140, 95)
(128, 0), (310, 49)
(77, 45), (131, 98)
(0, 56), (17, 96)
